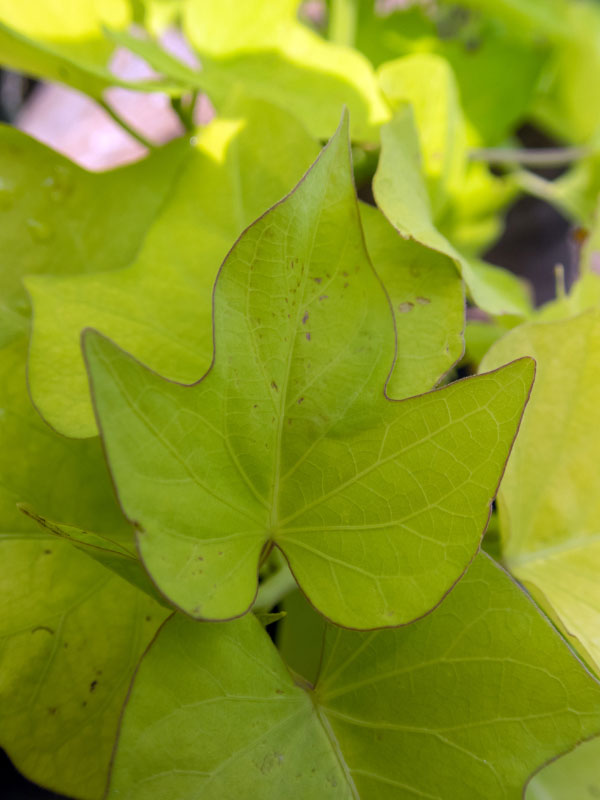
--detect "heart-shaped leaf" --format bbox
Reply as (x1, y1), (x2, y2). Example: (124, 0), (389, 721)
(84, 113), (533, 628)
(106, 553), (600, 799)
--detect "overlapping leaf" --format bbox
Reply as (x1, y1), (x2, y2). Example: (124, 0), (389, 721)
(0, 337), (168, 800)
(0, 126), (179, 797)
(359, 203), (464, 399)
(527, 737), (600, 799)
(482, 310), (600, 669)
(85, 114), (533, 628)
(0, 123), (186, 333)
(26, 99), (321, 438)
(27, 99), (465, 437)
(106, 553), (600, 799)
(374, 106), (531, 317)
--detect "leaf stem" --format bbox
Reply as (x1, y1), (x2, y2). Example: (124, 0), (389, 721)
(171, 92), (197, 132)
(98, 98), (155, 150)
(469, 145), (590, 167)
(328, 0), (358, 46)
(254, 559), (297, 612)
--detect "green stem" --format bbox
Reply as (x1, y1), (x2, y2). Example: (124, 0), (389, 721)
(469, 145), (590, 168)
(328, 0), (358, 46)
(98, 98), (155, 150)
(254, 561), (297, 612)
(171, 92), (197, 132)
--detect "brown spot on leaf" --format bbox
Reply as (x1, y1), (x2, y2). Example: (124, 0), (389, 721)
(271, 380), (279, 391)
(398, 302), (414, 313)
(89, 680), (98, 693)
(416, 296), (431, 305)
(302, 311), (309, 325)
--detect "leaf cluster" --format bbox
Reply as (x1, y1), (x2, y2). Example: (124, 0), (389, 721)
(2, 1), (600, 798)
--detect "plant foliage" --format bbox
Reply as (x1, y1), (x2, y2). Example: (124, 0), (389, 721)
(2, 1), (600, 798)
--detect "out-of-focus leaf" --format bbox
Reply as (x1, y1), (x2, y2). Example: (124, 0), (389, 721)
(482, 310), (600, 669)
(373, 106), (532, 317)
(0, 0), (172, 97)
(532, 2), (600, 144)
(378, 53), (467, 218)
(108, 1), (389, 140)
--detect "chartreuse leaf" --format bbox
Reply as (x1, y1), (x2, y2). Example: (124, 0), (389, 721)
(0, 336), (168, 800)
(0, 124), (186, 334)
(108, 0), (389, 140)
(27, 99), (321, 439)
(354, 1), (546, 146)
(527, 737), (600, 799)
(359, 203), (464, 398)
(481, 310), (600, 669)
(374, 106), (532, 318)
(376, 52), (518, 256)
(107, 553), (600, 799)
(532, 1), (600, 144)
(378, 54), (467, 219)
(448, 0), (569, 40)
(84, 113), (533, 628)
(27, 99), (464, 438)
(18, 504), (166, 604)
(0, 0), (171, 98)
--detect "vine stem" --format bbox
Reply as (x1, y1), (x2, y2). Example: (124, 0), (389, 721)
(98, 98), (155, 150)
(469, 145), (590, 167)
(328, 0), (358, 46)
(254, 559), (297, 612)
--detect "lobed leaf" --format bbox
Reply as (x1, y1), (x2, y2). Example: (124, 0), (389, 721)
(84, 113), (533, 628)
(27, 99), (466, 439)
(106, 553), (600, 799)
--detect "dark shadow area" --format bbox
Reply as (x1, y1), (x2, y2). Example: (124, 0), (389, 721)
(1, 750), (68, 800)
